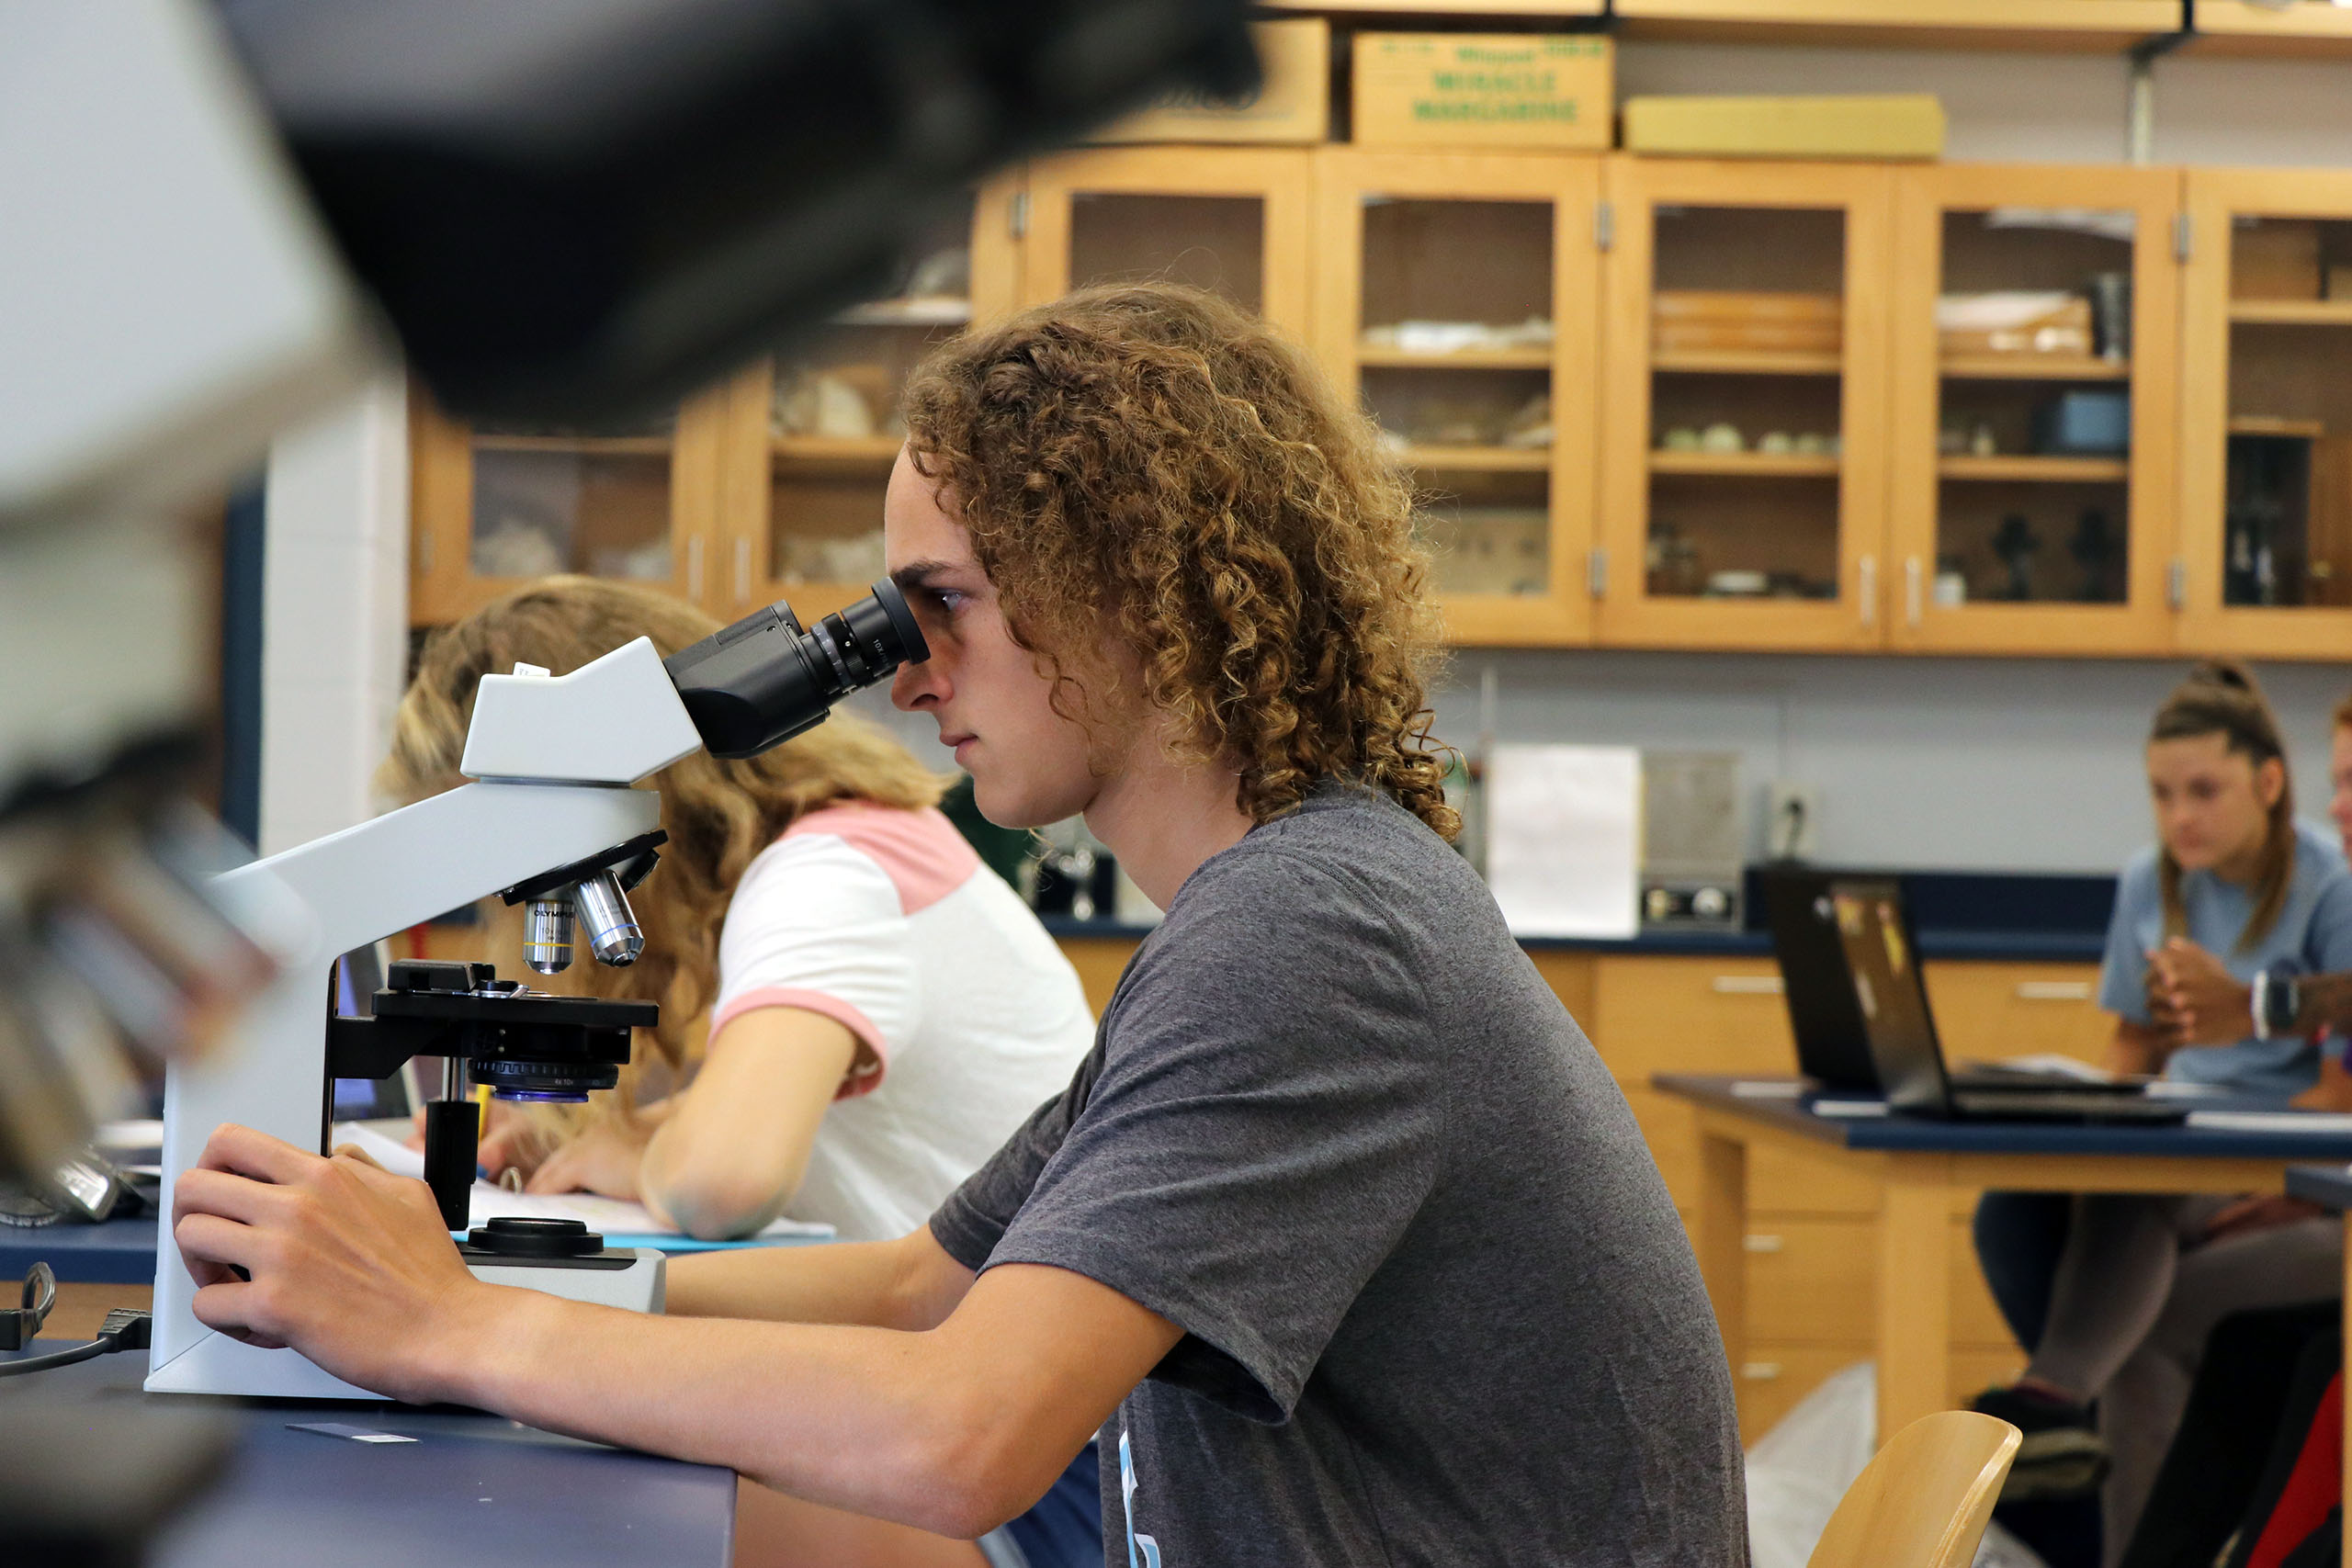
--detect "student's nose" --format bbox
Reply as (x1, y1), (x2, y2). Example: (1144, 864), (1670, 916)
(890, 655), (941, 710)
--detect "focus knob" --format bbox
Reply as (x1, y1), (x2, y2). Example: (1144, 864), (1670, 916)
(466, 1216), (604, 1258)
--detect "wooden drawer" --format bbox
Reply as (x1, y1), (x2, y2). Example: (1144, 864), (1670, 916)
(1734, 1344), (2026, 1445)
(1623, 1085), (1880, 1213)
(1591, 955), (1796, 1080)
(1923, 960), (2109, 1067)
(1528, 950), (1595, 1030)
(1743, 1216), (2018, 1349)
(1056, 936), (1141, 1018)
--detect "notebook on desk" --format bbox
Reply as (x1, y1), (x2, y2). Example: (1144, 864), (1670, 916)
(1761, 869), (2185, 1125)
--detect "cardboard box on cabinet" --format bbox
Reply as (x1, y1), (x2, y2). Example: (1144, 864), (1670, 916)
(1351, 32), (1612, 152)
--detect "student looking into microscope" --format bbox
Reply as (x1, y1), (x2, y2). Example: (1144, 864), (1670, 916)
(171, 282), (1747, 1568)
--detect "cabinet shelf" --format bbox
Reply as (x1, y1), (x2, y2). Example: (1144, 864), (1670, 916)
(1611, 0), (2182, 51)
(829, 297), (972, 328)
(1358, 346), (1552, 371)
(771, 434), (903, 466)
(1650, 450), (1840, 478)
(1651, 348), (1844, 377)
(472, 434), (672, 456)
(1939, 355), (2130, 381)
(1397, 445), (1551, 472)
(2228, 299), (2352, 327)
(1938, 455), (2129, 482)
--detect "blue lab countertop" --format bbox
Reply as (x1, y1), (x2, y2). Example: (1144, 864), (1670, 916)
(1043, 867), (2118, 964)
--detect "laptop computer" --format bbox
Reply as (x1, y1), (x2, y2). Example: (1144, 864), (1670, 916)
(1763, 871), (2185, 1124)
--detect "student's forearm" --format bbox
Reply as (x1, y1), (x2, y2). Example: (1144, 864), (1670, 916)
(665, 1228), (969, 1330)
(2109, 1021), (2169, 1075)
(2296, 973), (2352, 1036)
(638, 1113), (788, 1238)
(430, 1289), (1001, 1534)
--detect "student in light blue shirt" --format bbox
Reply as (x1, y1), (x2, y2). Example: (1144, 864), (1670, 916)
(1973, 662), (2352, 1550)
(2098, 818), (2352, 1098)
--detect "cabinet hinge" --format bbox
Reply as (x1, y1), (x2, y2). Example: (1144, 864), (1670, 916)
(2167, 558), (2187, 610)
(1594, 199), (1614, 254)
(1588, 547), (1608, 598)
(1009, 191), (1030, 241)
(2173, 212), (2192, 264)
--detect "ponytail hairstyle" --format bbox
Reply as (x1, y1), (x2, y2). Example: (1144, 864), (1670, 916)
(2150, 660), (2293, 950)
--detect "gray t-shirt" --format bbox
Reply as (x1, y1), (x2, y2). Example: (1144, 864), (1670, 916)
(930, 784), (1746, 1568)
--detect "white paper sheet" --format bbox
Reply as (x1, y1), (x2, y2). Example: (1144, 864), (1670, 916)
(330, 1121), (833, 1239)
(1484, 744), (1641, 939)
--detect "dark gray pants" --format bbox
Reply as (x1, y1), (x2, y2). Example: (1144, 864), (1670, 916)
(2020, 1193), (2341, 1568)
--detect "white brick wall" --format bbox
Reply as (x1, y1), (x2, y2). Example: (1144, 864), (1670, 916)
(258, 378), (409, 856)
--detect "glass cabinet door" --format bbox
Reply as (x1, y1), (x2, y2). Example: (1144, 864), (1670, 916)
(1597, 159), (1894, 650)
(2179, 169), (2352, 657)
(1885, 164), (2180, 655)
(1312, 150), (1601, 644)
(714, 189), (1011, 626)
(1021, 147), (1313, 340)
(409, 387), (720, 627)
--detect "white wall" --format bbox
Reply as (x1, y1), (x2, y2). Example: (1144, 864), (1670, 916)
(258, 378), (409, 855)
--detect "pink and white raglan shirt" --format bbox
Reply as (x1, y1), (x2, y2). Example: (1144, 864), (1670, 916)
(708, 804), (1096, 1242)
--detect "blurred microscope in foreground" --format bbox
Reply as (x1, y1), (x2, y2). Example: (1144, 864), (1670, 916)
(0, 0), (1253, 1213)
(0, 0), (1251, 1554)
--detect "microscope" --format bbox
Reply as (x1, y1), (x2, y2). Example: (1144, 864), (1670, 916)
(148, 583), (926, 1399)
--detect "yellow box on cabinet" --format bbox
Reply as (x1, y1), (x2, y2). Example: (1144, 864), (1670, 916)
(1622, 95), (1946, 161)
(1351, 33), (1612, 151)
(1091, 18), (1329, 145)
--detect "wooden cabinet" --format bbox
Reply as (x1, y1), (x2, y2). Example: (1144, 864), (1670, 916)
(1597, 158), (1896, 650)
(411, 185), (1022, 630)
(408, 147), (2352, 662)
(1311, 150), (1603, 644)
(1016, 146), (1315, 340)
(1886, 163), (2183, 655)
(409, 382), (728, 627)
(2177, 168), (2352, 658)
(706, 184), (1024, 629)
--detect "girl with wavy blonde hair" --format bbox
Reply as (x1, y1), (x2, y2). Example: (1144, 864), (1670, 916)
(381, 575), (1095, 1254)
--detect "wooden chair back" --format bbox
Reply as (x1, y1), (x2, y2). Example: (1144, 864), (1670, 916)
(1805, 1411), (2022, 1568)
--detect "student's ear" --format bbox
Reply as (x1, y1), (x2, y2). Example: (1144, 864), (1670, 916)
(2256, 756), (2287, 811)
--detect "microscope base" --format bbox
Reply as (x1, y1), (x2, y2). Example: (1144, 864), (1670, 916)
(144, 1249), (666, 1399)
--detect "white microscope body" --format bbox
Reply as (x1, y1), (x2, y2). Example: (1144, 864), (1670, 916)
(148, 640), (702, 1399)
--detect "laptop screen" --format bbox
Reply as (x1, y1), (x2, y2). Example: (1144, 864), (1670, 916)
(1822, 878), (1951, 1114)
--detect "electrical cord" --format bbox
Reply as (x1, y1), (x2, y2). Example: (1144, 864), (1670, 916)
(0, 1261), (153, 1378)
(0, 1306), (152, 1378)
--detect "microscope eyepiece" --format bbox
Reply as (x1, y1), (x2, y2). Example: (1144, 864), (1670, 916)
(664, 579), (928, 761)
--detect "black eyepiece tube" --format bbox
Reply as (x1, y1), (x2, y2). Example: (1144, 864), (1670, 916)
(663, 579), (928, 760)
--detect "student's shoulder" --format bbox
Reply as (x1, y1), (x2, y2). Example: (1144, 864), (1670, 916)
(742, 804), (979, 915)
(2113, 843), (2164, 903)
(2291, 819), (2349, 880)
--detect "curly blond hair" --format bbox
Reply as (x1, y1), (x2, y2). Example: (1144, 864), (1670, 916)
(901, 282), (1458, 840)
(380, 576), (945, 1106)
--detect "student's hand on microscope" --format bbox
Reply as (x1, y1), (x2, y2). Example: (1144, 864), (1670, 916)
(173, 1123), (493, 1404)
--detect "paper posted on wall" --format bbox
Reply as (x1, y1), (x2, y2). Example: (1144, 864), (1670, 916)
(1484, 744), (1642, 939)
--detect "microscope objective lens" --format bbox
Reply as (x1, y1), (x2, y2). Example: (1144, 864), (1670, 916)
(523, 897), (574, 975)
(574, 872), (643, 967)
